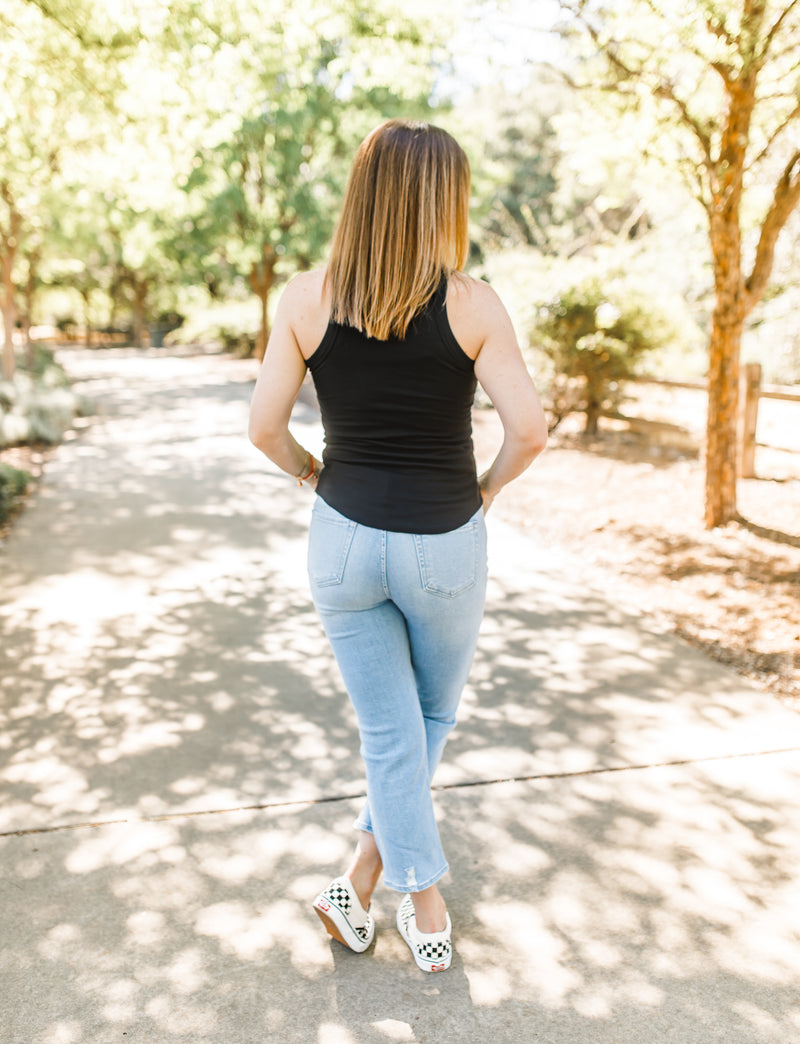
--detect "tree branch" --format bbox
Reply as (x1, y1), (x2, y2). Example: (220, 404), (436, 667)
(651, 79), (715, 169)
(641, 0), (736, 83)
(699, 0), (737, 47)
(744, 149), (800, 313)
(748, 99), (800, 168)
(560, 1), (717, 169)
(532, 60), (581, 91)
(758, 0), (800, 64)
(741, 0), (770, 68)
(709, 60), (735, 86)
(34, 1), (129, 48)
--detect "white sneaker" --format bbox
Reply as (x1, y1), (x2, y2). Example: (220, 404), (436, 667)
(396, 894), (452, 972)
(313, 876), (375, 953)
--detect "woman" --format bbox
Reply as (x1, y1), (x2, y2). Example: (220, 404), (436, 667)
(249, 119), (547, 972)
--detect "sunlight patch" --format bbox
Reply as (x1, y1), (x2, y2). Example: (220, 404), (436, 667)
(372, 1019), (416, 1040)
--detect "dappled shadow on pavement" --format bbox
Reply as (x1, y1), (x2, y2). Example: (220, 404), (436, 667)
(2, 351), (800, 1042)
(0, 353), (363, 833)
(2, 753), (799, 1042)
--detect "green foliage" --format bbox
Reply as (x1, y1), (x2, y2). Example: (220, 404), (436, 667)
(165, 300), (259, 356)
(0, 0), (456, 368)
(178, 5), (445, 351)
(466, 78), (571, 256)
(534, 277), (674, 434)
(16, 344), (68, 381)
(0, 461), (31, 523)
(0, 0), (127, 345)
(0, 352), (79, 446)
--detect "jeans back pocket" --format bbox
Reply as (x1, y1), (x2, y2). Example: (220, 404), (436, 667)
(308, 501), (357, 587)
(413, 515), (481, 598)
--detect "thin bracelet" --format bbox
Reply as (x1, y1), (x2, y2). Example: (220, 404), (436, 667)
(296, 453), (316, 486)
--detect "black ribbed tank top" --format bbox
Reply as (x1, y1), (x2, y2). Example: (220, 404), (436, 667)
(306, 278), (482, 534)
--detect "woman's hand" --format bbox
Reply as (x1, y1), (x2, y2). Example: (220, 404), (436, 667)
(305, 456), (324, 490)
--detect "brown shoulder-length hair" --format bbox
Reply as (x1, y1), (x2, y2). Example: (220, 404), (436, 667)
(325, 119), (470, 341)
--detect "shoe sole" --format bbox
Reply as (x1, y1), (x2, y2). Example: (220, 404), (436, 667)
(314, 903), (349, 947)
(313, 895), (372, 953)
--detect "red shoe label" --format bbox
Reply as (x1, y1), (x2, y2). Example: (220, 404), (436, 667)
(430, 962), (446, 971)
(317, 899), (331, 912)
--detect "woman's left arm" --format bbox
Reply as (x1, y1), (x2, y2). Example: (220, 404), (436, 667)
(248, 281), (322, 487)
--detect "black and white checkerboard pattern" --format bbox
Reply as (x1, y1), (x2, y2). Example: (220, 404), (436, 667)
(322, 881), (353, 916)
(418, 937), (450, 960)
(398, 896), (451, 962)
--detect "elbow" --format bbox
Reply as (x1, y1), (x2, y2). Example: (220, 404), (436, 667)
(248, 416), (280, 455)
(530, 425), (548, 460)
(248, 419), (265, 452)
(521, 437), (545, 470)
(519, 419), (548, 465)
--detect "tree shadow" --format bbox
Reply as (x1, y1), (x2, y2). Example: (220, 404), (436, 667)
(734, 514), (800, 549)
(547, 427), (698, 469)
(2, 351), (800, 1042)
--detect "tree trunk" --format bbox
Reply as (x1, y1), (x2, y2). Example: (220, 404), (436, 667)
(132, 279), (149, 348)
(1, 305), (15, 381)
(80, 289), (92, 347)
(704, 310), (743, 527)
(0, 186), (21, 382)
(705, 211), (746, 528)
(23, 250), (38, 369)
(249, 247), (277, 361)
(583, 400), (600, 435)
(1, 252), (17, 382)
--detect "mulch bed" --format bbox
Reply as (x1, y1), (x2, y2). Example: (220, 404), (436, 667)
(473, 408), (800, 712)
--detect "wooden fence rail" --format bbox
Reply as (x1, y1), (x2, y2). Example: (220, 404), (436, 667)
(628, 369), (800, 478)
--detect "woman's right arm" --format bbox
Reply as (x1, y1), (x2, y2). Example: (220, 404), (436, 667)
(470, 282), (547, 512)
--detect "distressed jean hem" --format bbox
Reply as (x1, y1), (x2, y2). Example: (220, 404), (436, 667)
(383, 861), (449, 894)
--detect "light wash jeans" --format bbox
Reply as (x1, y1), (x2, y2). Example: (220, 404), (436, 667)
(307, 496), (487, 892)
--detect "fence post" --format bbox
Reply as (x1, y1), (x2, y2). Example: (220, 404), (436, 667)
(737, 362), (761, 479)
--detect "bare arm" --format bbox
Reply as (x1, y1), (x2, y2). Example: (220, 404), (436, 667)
(248, 278), (322, 487)
(471, 285), (547, 512)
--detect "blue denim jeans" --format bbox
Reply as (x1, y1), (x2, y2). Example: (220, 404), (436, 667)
(307, 496), (488, 892)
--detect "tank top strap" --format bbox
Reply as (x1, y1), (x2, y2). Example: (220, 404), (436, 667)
(409, 275), (447, 337)
(430, 274), (448, 314)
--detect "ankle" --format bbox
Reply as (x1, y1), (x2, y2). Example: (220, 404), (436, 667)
(346, 846), (382, 910)
(411, 890), (447, 934)
(346, 867), (379, 910)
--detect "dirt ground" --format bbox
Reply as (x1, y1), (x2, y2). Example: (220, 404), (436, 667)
(473, 387), (800, 712)
(3, 361), (799, 714)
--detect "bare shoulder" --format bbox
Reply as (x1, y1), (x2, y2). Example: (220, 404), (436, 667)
(278, 269), (331, 359)
(281, 268), (327, 302)
(446, 273), (513, 360)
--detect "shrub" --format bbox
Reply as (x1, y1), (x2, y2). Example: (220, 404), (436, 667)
(165, 301), (259, 357)
(0, 462), (31, 523)
(0, 354), (81, 447)
(532, 278), (675, 434)
(20, 343), (70, 381)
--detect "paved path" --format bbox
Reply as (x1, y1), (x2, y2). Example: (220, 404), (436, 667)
(2, 348), (800, 1043)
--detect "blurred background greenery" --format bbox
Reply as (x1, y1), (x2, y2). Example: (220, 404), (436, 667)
(1, 1), (798, 508)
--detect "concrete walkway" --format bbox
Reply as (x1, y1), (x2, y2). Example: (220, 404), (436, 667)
(2, 348), (800, 1044)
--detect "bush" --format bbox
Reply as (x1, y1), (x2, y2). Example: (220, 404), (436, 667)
(165, 300), (259, 357)
(19, 344), (70, 381)
(0, 354), (82, 447)
(533, 278), (676, 434)
(0, 462), (31, 523)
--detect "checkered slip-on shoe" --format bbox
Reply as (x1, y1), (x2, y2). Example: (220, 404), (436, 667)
(313, 876), (375, 953)
(396, 894), (452, 972)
